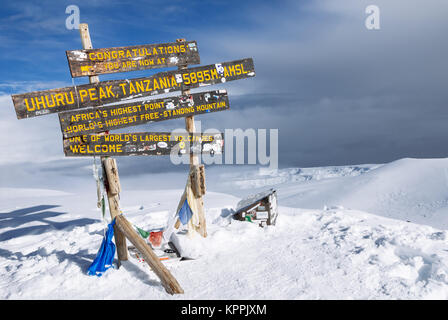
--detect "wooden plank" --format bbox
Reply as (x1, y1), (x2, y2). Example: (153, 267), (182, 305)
(191, 164), (206, 197)
(114, 214), (184, 295)
(79, 23), (99, 84)
(101, 157), (128, 261)
(199, 164), (206, 196)
(58, 90), (229, 138)
(66, 40), (200, 77)
(63, 132), (224, 157)
(103, 158), (121, 195)
(12, 58), (255, 119)
(177, 38), (207, 237)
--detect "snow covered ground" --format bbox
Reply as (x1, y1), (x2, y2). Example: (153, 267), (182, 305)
(1, 158), (448, 299)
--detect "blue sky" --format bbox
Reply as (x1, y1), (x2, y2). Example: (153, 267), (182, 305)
(0, 0), (282, 85)
(1, 0), (448, 175)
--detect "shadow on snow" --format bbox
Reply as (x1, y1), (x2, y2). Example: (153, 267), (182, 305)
(0, 204), (99, 270)
(0, 204), (97, 242)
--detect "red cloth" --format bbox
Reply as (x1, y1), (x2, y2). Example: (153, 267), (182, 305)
(149, 231), (163, 247)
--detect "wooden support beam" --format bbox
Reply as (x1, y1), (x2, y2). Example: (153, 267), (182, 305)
(79, 24), (99, 84)
(199, 164), (206, 196)
(191, 164), (206, 198)
(115, 214), (184, 295)
(103, 158), (121, 195)
(101, 157), (128, 261)
(79, 23), (128, 263)
(175, 38), (207, 237)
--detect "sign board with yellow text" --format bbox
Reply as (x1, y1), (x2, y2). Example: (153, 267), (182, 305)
(12, 58), (254, 119)
(66, 40), (200, 77)
(59, 90), (229, 138)
(63, 132), (224, 157)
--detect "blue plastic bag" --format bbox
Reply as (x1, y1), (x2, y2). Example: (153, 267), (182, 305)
(87, 218), (116, 277)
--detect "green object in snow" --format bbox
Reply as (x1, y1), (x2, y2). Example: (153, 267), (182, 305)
(245, 215), (252, 222)
(101, 196), (106, 218)
(136, 226), (150, 238)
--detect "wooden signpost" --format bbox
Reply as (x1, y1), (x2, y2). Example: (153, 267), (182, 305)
(10, 22), (255, 295)
(176, 38), (206, 237)
(78, 24), (129, 267)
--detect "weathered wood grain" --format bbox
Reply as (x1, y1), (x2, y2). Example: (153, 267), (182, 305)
(103, 158), (121, 195)
(177, 41), (208, 237)
(66, 40), (200, 77)
(191, 164), (206, 198)
(12, 58), (255, 119)
(58, 90), (229, 138)
(101, 157), (128, 261)
(63, 132), (224, 157)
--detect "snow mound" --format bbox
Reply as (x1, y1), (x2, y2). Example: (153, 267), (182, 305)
(216, 164), (379, 190)
(275, 158), (448, 229)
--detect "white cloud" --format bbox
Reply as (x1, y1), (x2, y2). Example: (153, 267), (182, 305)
(0, 94), (64, 165)
(0, 80), (69, 94)
(191, 0), (448, 97)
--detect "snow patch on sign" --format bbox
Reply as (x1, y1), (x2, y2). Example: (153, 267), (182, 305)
(70, 51), (88, 60)
(169, 57), (179, 64)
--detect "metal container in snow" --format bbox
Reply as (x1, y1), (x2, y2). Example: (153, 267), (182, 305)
(234, 189), (278, 227)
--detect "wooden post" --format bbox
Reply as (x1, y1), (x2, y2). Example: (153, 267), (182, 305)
(191, 164), (206, 197)
(115, 214), (184, 295)
(79, 23), (128, 263)
(175, 38), (207, 238)
(101, 157), (128, 262)
(79, 24), (182, 294)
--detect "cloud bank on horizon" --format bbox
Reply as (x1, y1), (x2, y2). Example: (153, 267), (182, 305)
(1, 0), (447, 175)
